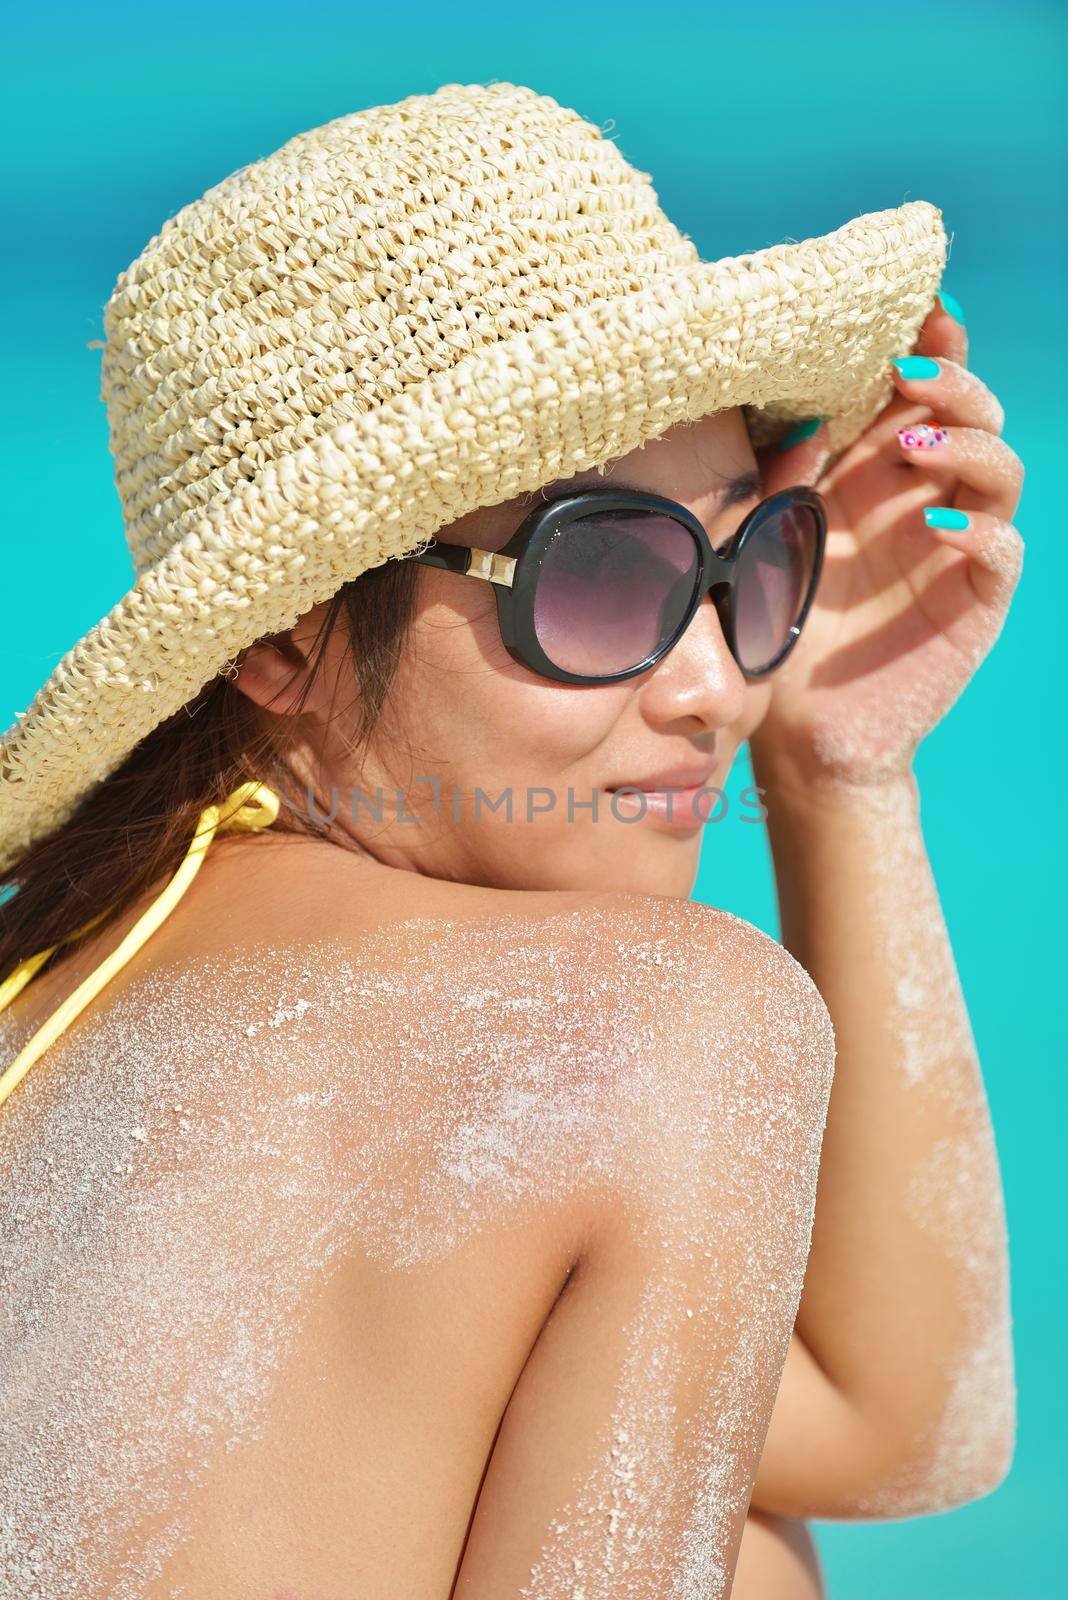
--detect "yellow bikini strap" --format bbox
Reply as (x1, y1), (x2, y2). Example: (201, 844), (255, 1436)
(0, 780), (281, 1111)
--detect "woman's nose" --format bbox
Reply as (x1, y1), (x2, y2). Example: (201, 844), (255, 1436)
(639, 593), (749, 728)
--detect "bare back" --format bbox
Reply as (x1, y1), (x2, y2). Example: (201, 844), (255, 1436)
(0, 834), (834, 1598)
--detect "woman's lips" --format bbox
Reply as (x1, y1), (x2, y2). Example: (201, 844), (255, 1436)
(607, 764), (717, 792)
(604, 781), (717, 828)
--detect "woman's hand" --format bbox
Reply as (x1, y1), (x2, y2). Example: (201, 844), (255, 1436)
(748, 298), (1025, 794)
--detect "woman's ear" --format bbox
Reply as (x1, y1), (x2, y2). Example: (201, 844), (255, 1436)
(233, 601), (339, 718)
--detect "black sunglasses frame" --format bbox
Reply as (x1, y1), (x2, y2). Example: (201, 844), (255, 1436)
(401, 484), (827, 687)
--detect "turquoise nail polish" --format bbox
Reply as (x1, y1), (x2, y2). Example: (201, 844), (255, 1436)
(924, 506), (970, 531)
(938, 289), (965, 326)
(892, 356), (941, 380)
(776, 416), (826, 452)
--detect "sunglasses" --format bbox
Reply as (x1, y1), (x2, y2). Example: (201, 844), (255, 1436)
(401, 483), (827, 686)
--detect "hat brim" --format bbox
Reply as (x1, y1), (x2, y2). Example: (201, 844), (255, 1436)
(0, 199), (946, 875)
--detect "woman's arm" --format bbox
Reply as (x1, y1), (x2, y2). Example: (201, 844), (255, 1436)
(450, 895), (835, 1597)
(742, 291), (1023, 1519)
(750, 765), (1015, 1517)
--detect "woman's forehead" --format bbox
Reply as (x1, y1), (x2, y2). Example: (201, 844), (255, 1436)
(521, 407), (753, 506)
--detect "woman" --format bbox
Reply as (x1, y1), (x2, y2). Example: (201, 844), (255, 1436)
(0, 82), (1019, 1598)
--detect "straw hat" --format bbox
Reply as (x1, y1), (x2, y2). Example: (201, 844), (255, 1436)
(0, 80), (947, 876)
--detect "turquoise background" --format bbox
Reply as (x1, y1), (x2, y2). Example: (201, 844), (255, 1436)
(4, 3), (1064, 1592)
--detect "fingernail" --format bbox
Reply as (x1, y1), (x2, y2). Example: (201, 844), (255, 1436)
(924, 506), (970, 530)
(897, 424), (950, 450)
(892, 356), (941, 380)
(938, 289), (966, 326)
(776, 417), (827, 452)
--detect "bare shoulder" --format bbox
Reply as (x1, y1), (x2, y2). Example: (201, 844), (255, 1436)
(188, 848), (835, 1227)
(173, 841), (835, 1192)
(222, 832), (820, 989)
(200, 838), (835, 1108)
(15, 837), (835, 1291)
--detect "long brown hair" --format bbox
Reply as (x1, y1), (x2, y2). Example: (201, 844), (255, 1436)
(0, 559), (421, 985)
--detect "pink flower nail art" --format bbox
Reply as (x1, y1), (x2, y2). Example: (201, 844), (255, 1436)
(896, 423), (950, 450)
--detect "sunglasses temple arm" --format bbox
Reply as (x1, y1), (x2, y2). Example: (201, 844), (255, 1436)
(405, 540), (473, 575)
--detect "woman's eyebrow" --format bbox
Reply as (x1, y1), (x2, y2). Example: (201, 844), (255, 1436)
(713, 468), (764, 509)
(527, 467), (763, 510)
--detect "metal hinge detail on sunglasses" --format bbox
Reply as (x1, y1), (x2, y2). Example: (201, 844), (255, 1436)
(466, 548), (517, 587)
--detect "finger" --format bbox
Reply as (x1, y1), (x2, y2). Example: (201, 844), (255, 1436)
(915, 290), (969, 370)
(919, 507), (1024, 609)
(894, 423), (1024, 521)
(757, 418), (833, 495)
(890, 355), (1003, 434)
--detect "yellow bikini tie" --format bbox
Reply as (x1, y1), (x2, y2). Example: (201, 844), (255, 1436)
(0, 780), (281, 1111)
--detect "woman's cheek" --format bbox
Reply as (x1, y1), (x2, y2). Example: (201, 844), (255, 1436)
(740, 682), (775, 743)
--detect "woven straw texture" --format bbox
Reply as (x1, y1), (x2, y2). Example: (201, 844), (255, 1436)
(0, 80), (946, 875)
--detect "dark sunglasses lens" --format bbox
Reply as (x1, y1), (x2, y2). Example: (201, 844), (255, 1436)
(734, 501), (821, 674)
(533, 510), (699, 677)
